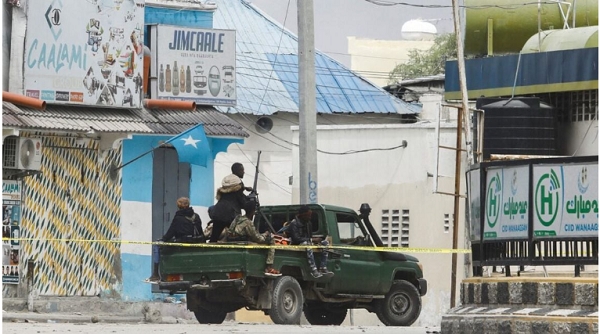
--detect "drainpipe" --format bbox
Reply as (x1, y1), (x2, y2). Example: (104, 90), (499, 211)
(3, 91), (46, 110)
(143, 99), (196, 110)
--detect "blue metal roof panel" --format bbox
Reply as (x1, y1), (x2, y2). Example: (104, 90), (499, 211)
(213, 0), (419, 115)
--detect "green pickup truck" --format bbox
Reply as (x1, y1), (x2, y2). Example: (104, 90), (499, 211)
(157, 203), (427, 326)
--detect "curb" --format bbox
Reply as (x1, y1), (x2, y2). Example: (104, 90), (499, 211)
(2, 312), (193, 324)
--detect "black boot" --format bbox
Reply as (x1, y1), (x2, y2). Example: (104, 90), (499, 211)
(147, 263), (160, 282)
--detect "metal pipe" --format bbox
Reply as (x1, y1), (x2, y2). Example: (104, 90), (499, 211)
(3, 91), (46, 110)
(143, 99), (196, 110)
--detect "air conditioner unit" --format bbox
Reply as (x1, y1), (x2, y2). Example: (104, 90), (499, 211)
(2, 137), (43, 170)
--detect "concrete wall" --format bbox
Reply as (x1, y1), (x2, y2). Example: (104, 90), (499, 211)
(347, 37), (434, 87)
(213, 112), (413, 206)
(559, 120), (598, 156)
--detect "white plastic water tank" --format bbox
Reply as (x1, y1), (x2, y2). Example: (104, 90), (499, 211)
(401, 20), (437, 41)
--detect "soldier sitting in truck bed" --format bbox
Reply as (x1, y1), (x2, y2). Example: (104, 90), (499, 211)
(227, 201), (282, 277)
(288, 205), (334, 278)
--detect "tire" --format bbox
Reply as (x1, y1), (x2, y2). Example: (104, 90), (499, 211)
(193, 308), (227, 324)
(269, 276), (304, 324)
(375, 280), (422, 326)
(304, 305), (347, 325)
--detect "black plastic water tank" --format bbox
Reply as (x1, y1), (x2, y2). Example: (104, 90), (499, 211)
(475, 97), (557, 160)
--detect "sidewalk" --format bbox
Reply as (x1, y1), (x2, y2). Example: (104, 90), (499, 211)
(2, 297), (199, 324)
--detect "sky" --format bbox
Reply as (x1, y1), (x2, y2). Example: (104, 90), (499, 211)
(248, 0), (454, 67)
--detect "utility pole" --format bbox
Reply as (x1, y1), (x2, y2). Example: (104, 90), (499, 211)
(298, 0), (318, 204)
(450, 0), (473, 308)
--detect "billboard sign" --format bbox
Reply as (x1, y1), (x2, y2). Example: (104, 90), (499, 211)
(483, 166), (529, 240)
(156, 25), (236, 106)
(533, 163), (598, 238)
(24, 0), (145, 108)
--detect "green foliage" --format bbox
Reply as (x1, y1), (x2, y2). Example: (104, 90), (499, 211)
(388, 33), (457, 84)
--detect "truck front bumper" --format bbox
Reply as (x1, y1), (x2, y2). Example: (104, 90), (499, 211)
(158, 279), (245, 292)
(418, 278), (428, 296)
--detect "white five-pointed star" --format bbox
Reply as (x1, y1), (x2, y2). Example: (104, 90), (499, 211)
(181, 135), (201, 148)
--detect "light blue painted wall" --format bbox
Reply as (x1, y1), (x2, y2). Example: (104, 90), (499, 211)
(121, 134), (242, 206)
(120, 133), (243, 301)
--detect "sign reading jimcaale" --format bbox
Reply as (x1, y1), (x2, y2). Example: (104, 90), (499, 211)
(156, 25), (236, 107)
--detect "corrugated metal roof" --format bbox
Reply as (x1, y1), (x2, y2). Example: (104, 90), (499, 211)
(2, 102), (248, 137)
(212, 0), (420, 115)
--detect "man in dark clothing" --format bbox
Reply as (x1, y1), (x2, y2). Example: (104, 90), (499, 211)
(147, 197), (202, 282)
(209, 163), (253, 242)
(288, 205), (333, 278)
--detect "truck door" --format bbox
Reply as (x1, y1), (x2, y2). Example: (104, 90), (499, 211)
(330, 212), (381, 294)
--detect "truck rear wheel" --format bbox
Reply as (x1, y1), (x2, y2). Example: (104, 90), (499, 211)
(194, 308), (227, 324)
(375, 280), (421, 326)
(304, 304), (347, 325)
(269, 276), (304, 324)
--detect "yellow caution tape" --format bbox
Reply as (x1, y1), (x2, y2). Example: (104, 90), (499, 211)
(2, 237), (471, 254)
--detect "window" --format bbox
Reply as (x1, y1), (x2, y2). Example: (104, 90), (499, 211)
(401, 210), (409, 247)
(336, 213), (366, 244)
(549, 90), (598, 123)
(381, 209), (402, 247)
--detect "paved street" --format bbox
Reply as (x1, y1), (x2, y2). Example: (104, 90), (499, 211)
(3, 322), (440, 334)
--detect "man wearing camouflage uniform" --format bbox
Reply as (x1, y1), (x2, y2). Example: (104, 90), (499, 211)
(228, 201), (281, 277)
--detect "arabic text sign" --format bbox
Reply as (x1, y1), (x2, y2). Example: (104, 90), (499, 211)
(24, 0), (145, 108)
(156, 25), (236, 107)
(533, 163), (598, 238)
(484, 166), (529, 240)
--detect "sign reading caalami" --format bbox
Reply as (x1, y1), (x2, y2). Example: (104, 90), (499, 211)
(156, 25), (236, 107)
(24, 0), (145, 108)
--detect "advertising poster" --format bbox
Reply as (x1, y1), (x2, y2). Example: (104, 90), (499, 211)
(24, 0), (145, 107)
(533, 163), (598, 238)
(467, 169), (481, 241)
(3, 180), (21, 284)
(157, 25), (236, 106)
(483, 166), (529, 240)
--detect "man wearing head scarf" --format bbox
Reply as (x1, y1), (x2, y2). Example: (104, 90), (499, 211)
(288, 205), (334, 278)
(208, 163), (253, 243)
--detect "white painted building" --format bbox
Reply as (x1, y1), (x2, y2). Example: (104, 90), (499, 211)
(348, 37), (435, 87)
(347, 20), (437, 87)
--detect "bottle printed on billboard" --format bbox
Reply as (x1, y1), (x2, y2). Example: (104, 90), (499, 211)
(156, 25), (236, 107)
(467, 169), (481, 241)
(24, 0), (145, 108)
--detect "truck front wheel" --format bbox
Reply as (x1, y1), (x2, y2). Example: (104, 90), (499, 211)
(375, 280), (421, 326)
(269, 276), (304, 324)
(194, 308), (227, 324)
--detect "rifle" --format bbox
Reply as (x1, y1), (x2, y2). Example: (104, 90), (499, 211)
(249, 151), (277, 234)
